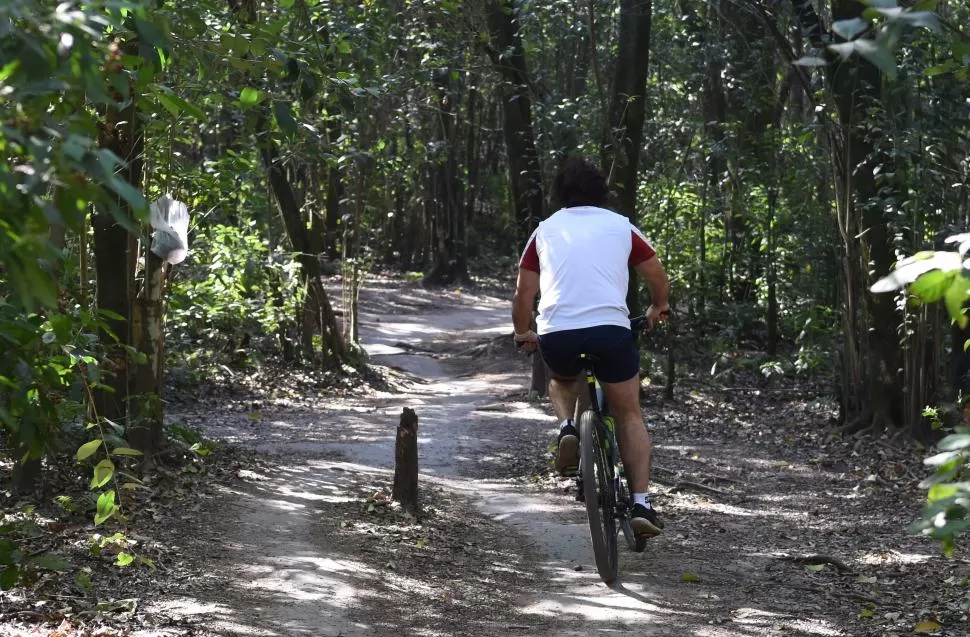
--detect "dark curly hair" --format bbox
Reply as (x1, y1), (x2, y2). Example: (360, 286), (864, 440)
(551, 156), (609, 209)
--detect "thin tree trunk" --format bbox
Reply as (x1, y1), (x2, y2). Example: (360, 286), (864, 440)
(484, 0), (545, 235)
(259, 119), (347, 365)
(325, 117), (343, 260)
(608, 0), (652, 316)
(129, 250), (164, 458)
(93, 78), (141, 428)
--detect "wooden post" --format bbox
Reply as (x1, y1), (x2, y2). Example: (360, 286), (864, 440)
(393, 407), (419, 513)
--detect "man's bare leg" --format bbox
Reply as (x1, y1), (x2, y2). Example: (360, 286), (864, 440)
(548, 374), (580, 421)
(549, 373), (581, 473)
(602, 374), (662, 535)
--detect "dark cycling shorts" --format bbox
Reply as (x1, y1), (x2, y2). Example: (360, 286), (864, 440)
(538, 325), (639, 384)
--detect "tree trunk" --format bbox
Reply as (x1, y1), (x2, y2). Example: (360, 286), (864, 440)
(324, 117), (343, 260)
(701, 0), (726, 312)
(608, 0), (652, 316)
(423, 68), (468, 286)
(259, 119), (347, 366)
(828, 0), (901, 431)
(129, 249), (164, 459)
(392, 407), (419, 514)
(93, 72), (141, 428)
(485, 0), (545, 235)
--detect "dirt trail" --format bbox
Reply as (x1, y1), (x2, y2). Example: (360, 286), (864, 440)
(154, 278), (961, 637)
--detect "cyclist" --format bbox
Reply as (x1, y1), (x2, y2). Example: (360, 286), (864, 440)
(512, 156), (670, 537)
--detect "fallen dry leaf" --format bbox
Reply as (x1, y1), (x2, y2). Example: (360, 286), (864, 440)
(913, 618), (942, 633)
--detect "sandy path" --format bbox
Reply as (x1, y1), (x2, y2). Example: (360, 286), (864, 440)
(155, 279), (942, 637)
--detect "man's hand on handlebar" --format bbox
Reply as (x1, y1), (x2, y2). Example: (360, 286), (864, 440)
(514, 330), (539, 353)
(645, 303), (671, 330)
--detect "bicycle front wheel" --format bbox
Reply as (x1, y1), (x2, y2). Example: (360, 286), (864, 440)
(579, 409), (619, 583)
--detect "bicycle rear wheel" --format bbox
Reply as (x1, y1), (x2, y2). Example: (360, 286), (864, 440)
(579, 409), (619, 583)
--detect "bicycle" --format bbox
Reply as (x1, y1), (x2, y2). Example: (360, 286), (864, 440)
(574, 314), (652, 584)
(516, 313), (661, 583)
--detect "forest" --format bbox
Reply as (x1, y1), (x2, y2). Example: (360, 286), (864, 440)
(2, 0), (970, 635)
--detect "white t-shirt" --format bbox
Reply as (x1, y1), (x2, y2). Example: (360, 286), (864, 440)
(519, 206), (656, 335)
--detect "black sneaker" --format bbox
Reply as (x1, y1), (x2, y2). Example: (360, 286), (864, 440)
(555, 422), (579, 475)
(631, 503), (664, 537)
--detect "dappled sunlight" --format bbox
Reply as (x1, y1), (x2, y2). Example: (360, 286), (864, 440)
(713, 608), (844, 637)
(152, 278), (945, 636)
(856, 549), (934, 565)
(520, 593), (663, 623)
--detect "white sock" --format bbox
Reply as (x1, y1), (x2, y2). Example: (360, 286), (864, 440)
(559, 419), (572, 431)
(633, 493), (652, 509)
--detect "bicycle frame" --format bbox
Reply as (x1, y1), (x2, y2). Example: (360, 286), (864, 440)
(578, 355), (632, 524)
(581, 355), (617, 467)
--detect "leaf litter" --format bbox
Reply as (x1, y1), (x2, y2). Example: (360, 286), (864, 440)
(3, 276), (970, 636)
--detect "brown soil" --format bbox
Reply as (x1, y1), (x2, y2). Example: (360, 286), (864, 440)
(2, 277), (968, 637)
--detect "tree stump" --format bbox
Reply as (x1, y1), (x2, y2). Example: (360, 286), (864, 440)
(392, 407), (419, 513)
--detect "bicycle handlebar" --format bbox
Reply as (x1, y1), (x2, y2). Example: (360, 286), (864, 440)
(629, 309), (670, 333)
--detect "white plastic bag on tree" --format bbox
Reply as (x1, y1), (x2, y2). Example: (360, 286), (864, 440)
(149, 195), (189, 265)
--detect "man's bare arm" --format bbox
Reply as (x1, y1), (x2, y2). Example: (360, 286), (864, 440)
(635, 255), (670, 326)
(512, 268), (540, 336)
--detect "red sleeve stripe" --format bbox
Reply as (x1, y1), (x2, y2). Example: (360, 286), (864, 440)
(519, 232), (540, 273)
(629, 229), (656, 266)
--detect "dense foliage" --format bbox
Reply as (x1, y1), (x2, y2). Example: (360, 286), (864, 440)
(2, 0), (970, 590)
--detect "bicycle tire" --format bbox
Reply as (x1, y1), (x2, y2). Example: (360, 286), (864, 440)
(579, 409), (619, 583)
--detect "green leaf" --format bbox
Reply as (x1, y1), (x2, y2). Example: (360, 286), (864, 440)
(95, 490), (118, 526)
(157, 92), (181, 117)
(239, 87), (260, 109)
(74, 570), (92, 591)
(926, 63), (956, 77)
(680, 570), (701, 582)
(924, 450), (960, 466)
(944, 278), (970, 327)
(280, 0), (296, 6)
(114, 552), (134, 567)
(134, 17), (170, 49)
(156, 90), (206, 120)
(927, 483), (958, 503)
(899, 11), (941, 32)
(854, 37), (898, 81)
(98, 309), (126, 321)
(910, 270), (955, 304)
(111, 447), (143, 456)
(937, 433), (970, 451)
(805, 563), (826, 573)
(873, 251), (961, 293)
(273, 100), (298, 136)
(833, 18), (869, 41)
(91, 459), (115, 489)
(0, 567), (19, 590)
(27, 553), (72, 572)
(76, 439), (102, 461)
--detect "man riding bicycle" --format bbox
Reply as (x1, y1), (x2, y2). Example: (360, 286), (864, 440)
(512, 156), (670, 537)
